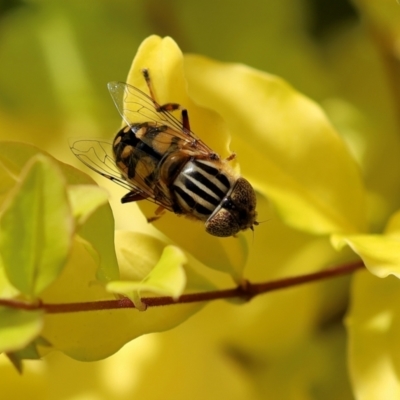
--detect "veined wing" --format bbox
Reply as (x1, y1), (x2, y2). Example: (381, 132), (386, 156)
(107, 81), (215, 156)
(70, 139), (175, 211)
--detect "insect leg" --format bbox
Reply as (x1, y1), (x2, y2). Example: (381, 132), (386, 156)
(121, 190), (148, 204)
(141, 68), (191, 133)
(147, 206), (166, 223)
(225, 153), (236, 162)
(180, 109), (191, 133)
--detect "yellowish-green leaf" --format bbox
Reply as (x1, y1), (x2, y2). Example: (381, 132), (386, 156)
(184, 55), (367, 235)
(0, 154), (73, 296)
(141, 206), (249, 282)
(0, 263), (19, 299)
(347, 272), (400, 400)
(107, 245), (187, 300)
(0, 163), (15, 204)
(146, 246), (188, 298)
(41, 237), (209, 361)
(6, 340), (43, 373)
(0, 142), (119, 284)
(114, 230), (167, 280)
(77, 202), (119, 282)
(14, 341), (41, 360)
(0, 307), (43, 353)
(0, 142), (45, 180)
(332, 235), (400, 278)
(385, 209), (400, 236)
(68, 183), (119, 283)
(0, 141), (95, 186)
(67, 184), (109, 227)
(332, 209), (400, 278)
(114, 230), (215, 292)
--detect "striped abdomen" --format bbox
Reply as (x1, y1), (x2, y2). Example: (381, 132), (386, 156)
(172, 159), (234, 221)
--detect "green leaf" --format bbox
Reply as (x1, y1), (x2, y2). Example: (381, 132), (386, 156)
(107, 245), (187, 302)
(0, 141), (119, 284)
(0, 154), (73, 296)
(0, 307), (43, 354)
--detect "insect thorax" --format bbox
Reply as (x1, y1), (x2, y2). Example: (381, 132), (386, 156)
(113, 123), (187, 187)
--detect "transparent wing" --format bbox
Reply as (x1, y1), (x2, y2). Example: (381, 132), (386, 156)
(70, 139), (132, 190)
(70, 139), (175, 211)
(107, 81), (215, 156)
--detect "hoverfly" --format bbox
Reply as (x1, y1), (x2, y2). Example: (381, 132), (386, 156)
(71, 69), (258, 237)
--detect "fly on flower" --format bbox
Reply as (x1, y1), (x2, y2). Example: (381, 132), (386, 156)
(71, 69), (258, 237)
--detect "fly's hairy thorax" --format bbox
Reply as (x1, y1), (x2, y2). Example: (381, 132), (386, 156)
(113, 123), (189, 189)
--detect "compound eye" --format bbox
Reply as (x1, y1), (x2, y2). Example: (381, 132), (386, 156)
(205, 208), (239, 237)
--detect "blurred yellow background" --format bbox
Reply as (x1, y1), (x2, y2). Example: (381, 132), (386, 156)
(1, 0), (392, 399)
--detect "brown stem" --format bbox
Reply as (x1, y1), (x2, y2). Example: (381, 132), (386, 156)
(0, 260), (365, 313)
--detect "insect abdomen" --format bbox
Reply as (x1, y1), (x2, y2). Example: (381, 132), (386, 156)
(172, 159), (232, 220)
